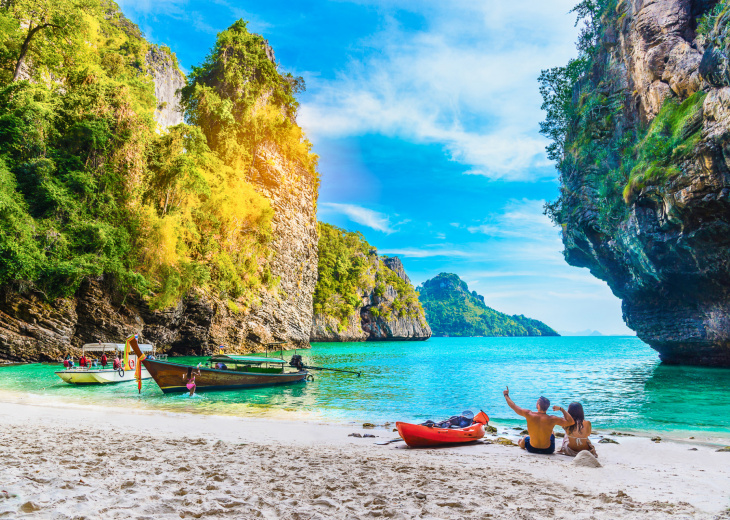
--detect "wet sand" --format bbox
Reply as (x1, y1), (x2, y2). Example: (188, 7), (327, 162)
(0, 401), (729, 519)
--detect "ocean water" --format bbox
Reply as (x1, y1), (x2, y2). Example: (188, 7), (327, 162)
(1, 336), (729, 438)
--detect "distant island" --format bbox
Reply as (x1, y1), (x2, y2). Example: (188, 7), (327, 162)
(417, 273), (558, 337)
(559, 329), (604, 337)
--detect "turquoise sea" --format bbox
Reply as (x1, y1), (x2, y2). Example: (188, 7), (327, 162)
(1, 336), (729, 438)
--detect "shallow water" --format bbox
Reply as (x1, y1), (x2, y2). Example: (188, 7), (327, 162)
(1, 337), (729, 437)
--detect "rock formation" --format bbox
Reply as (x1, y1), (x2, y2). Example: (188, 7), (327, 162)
(417, 273), (559, 337)
(551, 0), (730, 365)
(146, 45), (186, 128)
(0, 20), (318, 361)
(311, 224), (431, 342)
(0, 145), (318, 361)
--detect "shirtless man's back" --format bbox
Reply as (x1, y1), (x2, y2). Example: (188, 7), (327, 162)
(503, 387), (574, 454)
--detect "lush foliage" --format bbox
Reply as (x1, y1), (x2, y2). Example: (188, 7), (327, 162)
(0, 2), (314, 309)
(314, 222), (425, 331)
(313, 222), (373, 328)
(540, 0), (706, 233)
(623, 92), (705, 202)
(181, 20), (317, 182)
(696, 1), (728, 36)
(373, 258), (423, 322)
(417, 273), (558, 337)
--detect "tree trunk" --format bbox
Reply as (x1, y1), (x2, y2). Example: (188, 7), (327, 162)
(12, 23), (59, 82)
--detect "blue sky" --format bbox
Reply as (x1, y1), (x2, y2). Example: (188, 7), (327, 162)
(118, 0), (633, 335)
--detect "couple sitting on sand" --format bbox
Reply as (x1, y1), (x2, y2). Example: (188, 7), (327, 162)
(503, 386), (597, 457)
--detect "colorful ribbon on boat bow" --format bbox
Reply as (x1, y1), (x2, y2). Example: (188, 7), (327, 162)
(135, 352), (145, 394)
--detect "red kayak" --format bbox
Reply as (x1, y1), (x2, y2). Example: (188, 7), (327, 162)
(396, 411), (489, 447)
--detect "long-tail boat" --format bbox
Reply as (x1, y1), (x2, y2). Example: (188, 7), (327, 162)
(55, 340), (160, 385)
(128, 336), (308, 394)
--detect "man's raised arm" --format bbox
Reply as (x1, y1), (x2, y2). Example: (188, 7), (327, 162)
(503, 386), (529, 417)
(552, 405), (575, 428)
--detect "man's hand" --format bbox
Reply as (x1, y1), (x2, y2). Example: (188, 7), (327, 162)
(552, 405), (562, 412)
(503, 386), (509, 397)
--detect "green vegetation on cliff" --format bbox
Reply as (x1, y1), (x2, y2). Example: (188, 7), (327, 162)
(313, 222), (372, 327)
(313, 222), (423, 330)
(540, 0), (705, 229)
(0, 2), (317, 309)
(417, 273), (558, 337)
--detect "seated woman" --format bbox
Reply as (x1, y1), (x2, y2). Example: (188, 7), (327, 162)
(560, 402), (597, 457)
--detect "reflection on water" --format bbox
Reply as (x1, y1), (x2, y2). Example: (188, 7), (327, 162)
(0, 337), (728, 436)
(639, 364), (730, 431)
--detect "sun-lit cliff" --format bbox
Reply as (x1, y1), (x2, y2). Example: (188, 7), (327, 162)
(0, 2), (318, 360)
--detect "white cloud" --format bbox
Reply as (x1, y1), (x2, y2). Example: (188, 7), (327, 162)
(320, 203), (395, 233)
(467, 198), (558, 239)
(298, 0), (579, 180)
(378, 247), (474, 258)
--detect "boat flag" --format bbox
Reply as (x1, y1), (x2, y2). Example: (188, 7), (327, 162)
(131, 335), (146, 395)
(123, 338), (131, 371)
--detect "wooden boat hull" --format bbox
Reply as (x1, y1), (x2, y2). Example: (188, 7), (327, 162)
(140, 358), (308, 393)
(55, 368), (151, 385)
(396, 421), (486, 447)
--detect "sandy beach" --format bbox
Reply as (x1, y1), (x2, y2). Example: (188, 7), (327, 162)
(0, 400), (728, 519)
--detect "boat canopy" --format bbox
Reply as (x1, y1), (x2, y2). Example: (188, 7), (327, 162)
(208, 354), (286, 365)
(81, 343), (154, 353)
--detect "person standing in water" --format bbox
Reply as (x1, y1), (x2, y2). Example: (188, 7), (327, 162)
(503, 386), (574, 454)
(184, 367), (201, 396)
(559, 402), (598, 457)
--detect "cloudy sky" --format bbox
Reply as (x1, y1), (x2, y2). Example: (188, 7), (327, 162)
(118, 0), (634, 335)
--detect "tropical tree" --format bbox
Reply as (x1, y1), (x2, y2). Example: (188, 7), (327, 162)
(1, 0), (99, 81)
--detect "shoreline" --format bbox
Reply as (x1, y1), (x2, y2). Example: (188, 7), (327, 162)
(0, 385), (729, 446)
(1, 399), (729, 518)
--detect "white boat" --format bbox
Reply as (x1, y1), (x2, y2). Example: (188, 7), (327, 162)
(55, 341), (162, 385)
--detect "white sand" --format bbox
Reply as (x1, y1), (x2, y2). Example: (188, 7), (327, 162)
(0, 400), (729, 519)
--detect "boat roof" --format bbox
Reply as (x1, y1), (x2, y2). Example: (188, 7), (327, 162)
(81, 343), (154, 353)
(208, 354), (286, 365)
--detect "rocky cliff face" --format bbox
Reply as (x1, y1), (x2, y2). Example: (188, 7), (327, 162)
(311, 229), (431, 342)
(0, 39), (318, 362)
(0, 142), (318, 361)
(359, 257), (432, 341)
(146, 45), (186, 128)
(553, 0), (730, 365)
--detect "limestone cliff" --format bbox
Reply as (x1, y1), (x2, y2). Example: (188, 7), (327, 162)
(0, 15), (317, 361)
(548, 0), (730, 365)
(311, 223), (431, 342)
(0, 142), (317, 363)
(146, 45), (185, 128)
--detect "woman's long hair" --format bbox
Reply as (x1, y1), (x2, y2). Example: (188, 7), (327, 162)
(566, 402), (585, 435)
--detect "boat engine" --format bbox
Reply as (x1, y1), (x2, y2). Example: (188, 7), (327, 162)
(289, 355), (305, 371)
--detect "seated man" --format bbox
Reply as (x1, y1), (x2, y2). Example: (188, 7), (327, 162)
(503, 386), (574, 455)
